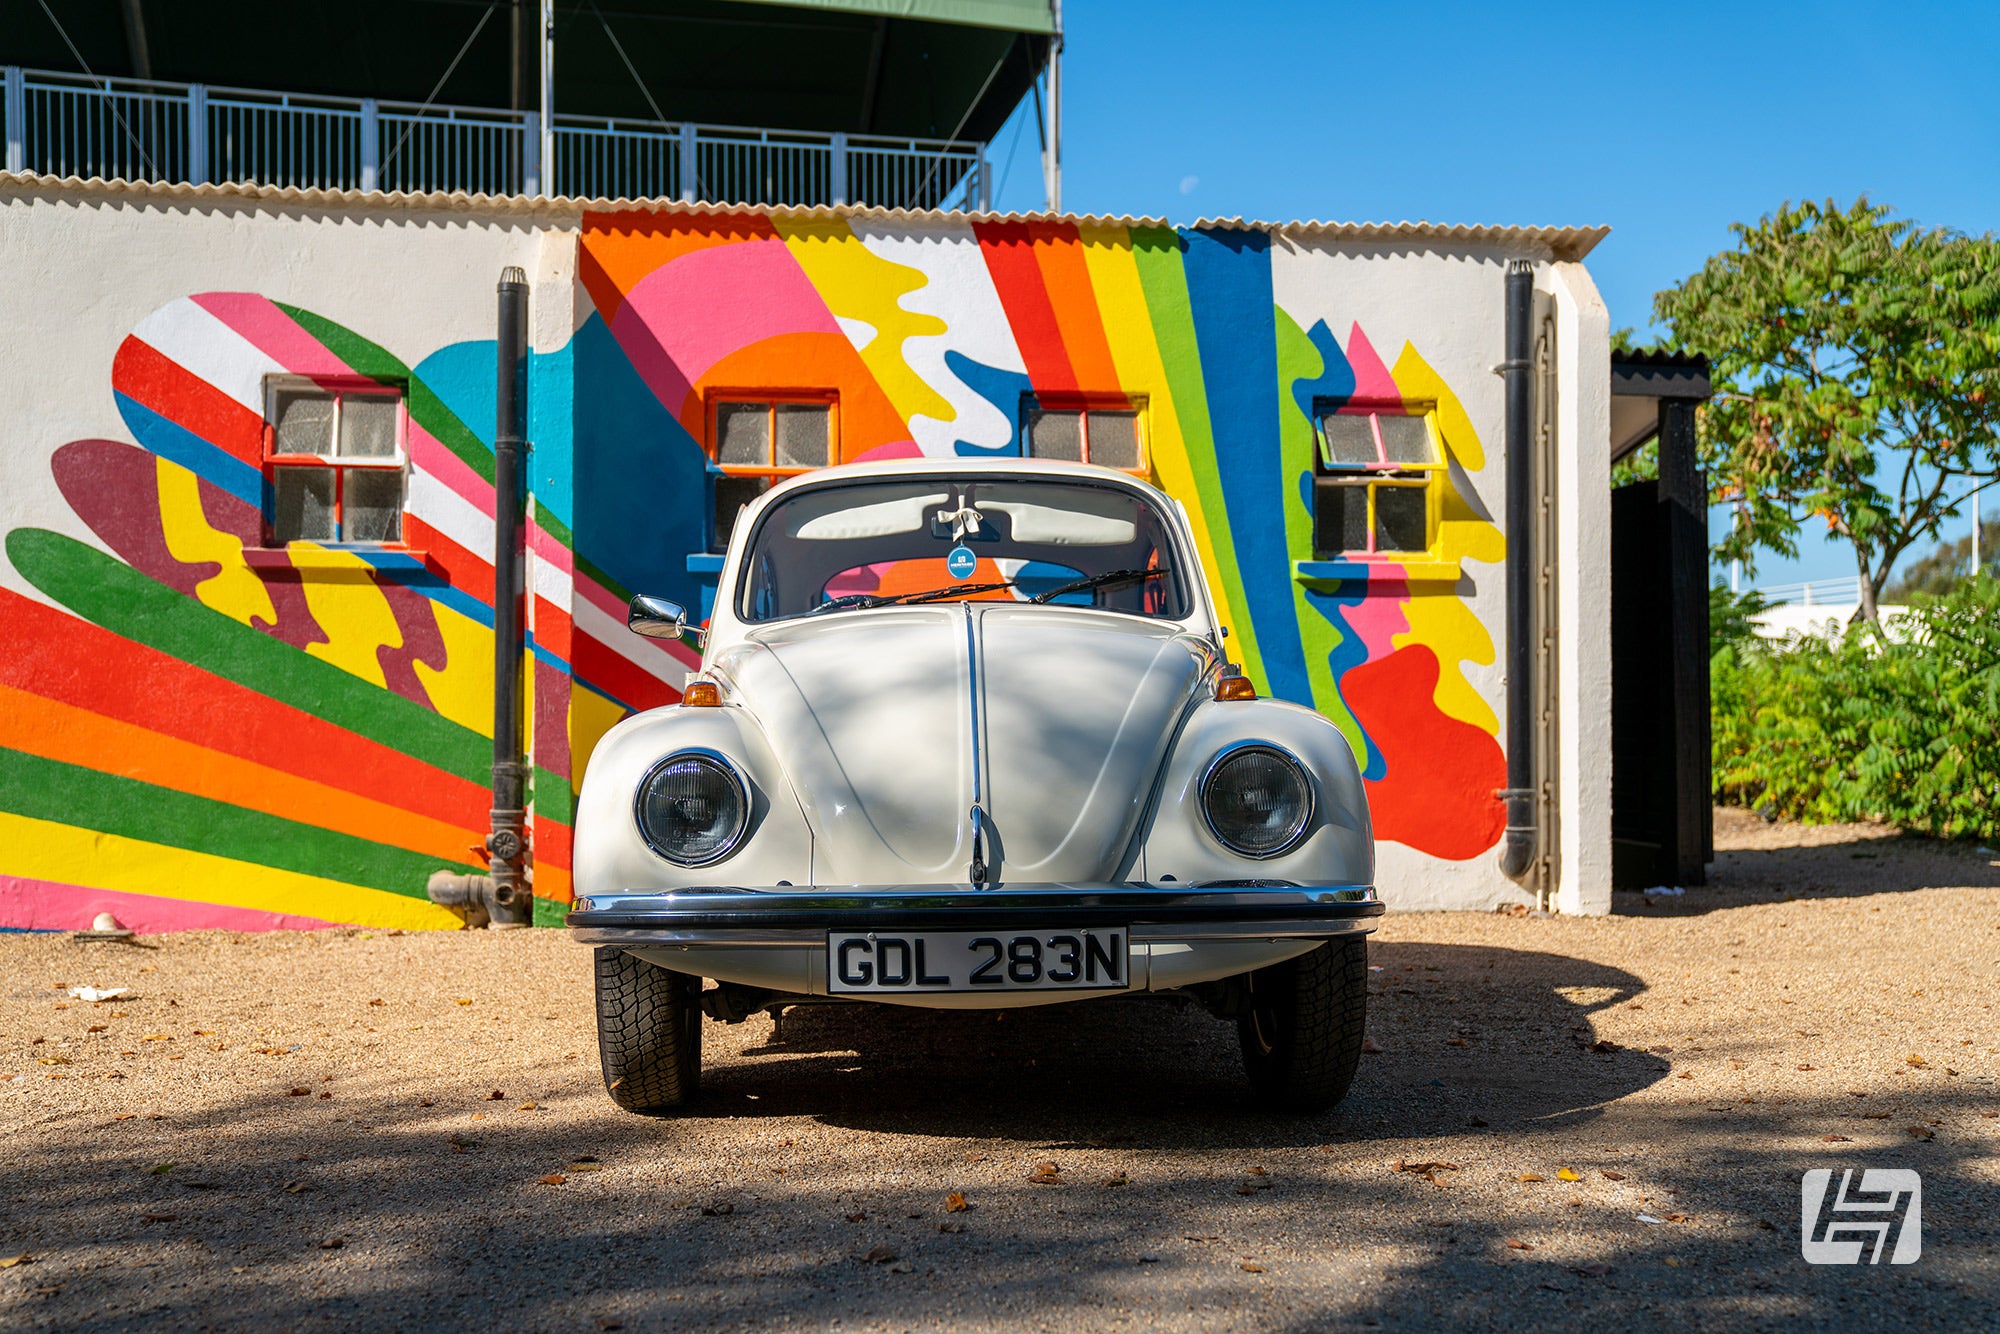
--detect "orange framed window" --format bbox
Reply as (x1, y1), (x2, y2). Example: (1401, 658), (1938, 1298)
(262, 377), (408, 546)
(1020, 394), (1147, 474)
(1310, 401), (1442, 559)
(707, 393), (839, 551)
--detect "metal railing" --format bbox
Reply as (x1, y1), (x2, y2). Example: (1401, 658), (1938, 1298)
(2, 66), (989, 210)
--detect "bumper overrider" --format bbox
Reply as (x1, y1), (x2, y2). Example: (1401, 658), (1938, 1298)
(566, 882), (1383, 945)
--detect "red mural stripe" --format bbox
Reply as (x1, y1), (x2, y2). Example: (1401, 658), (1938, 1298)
(404, 516), (496, 610)
(1341, 644), (1506, 861)
(0, 587), (488, 830)
(973, 220), (1082, 398)
(1031, 228), (1127, 401)
(111, 336), (265, 467)
(572, 633), (679, 712)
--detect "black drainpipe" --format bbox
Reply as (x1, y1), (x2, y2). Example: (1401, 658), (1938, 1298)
(487, 267), (533, 918)
(428, 269), (535, 926)
(1496, 259), (1538, 884)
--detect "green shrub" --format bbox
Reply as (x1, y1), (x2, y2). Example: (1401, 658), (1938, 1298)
(1712, 579), (2000, 840)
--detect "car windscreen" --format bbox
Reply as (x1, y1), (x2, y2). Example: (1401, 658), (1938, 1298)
(735, 478), (1193, 624)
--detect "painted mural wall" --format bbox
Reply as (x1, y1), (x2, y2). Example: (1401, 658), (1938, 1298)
(0, 182), (1603, 929)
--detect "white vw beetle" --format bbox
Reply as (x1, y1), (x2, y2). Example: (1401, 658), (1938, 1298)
(569, 459), (1381, 1113)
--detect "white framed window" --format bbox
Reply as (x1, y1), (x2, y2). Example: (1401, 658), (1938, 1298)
(262, 378), (408, 545)
(1311, 402), (1442, 559)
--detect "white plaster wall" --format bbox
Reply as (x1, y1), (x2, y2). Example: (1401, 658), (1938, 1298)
(0, 182), (562, 605)
(1547, 261), (1614, 915)
(1272, 241), (1535, 913)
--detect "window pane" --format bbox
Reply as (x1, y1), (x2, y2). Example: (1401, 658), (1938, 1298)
(717, 402), (770, 466)
(1377, 413), (1435, 465)
(1374, 484), (1428, 552)
(1313, 479), (1369, 556)
(273, 390), (335, 457)
(273, 466), (335, 542)
(1088, 411), (1140, 469)
(343, 469), (404, 542)
(1320, 413), (1376, 468)
(340, 394), (400, 459)
(714, 474), (773, 551)
(774, 403), (830, 468)
(1026, 409), (1083, 462)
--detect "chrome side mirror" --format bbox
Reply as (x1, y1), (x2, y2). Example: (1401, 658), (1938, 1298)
(628, 593), (702, 644)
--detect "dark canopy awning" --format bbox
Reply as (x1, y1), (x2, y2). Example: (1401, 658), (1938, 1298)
(1, 0), (1053, 141)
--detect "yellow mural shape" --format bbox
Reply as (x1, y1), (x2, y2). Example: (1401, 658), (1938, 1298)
(154, 455), (277, 628)
(0, 811), (461, 931)
(773, 217), (954, 432)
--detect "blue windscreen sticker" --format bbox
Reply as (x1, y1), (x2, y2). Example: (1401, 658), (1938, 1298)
(945, 545), (977, 580)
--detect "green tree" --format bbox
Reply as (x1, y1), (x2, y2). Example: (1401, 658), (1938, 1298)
(1653, 198), (2000, 620)
(1885, 517), (2000, 600)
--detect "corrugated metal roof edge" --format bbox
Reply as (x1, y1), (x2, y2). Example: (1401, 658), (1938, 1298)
(0, 172), (1610, 260)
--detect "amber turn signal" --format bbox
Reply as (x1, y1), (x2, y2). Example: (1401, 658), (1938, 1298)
(1214, 669), (1256, 702)
(681, 679), (723, 708)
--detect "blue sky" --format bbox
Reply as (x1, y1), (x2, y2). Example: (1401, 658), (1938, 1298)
(983, 0), (2000, 591)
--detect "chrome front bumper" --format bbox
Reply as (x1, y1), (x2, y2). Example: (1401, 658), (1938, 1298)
(566, 882), (1383, 946)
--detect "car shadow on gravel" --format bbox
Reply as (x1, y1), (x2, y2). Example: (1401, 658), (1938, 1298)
(683, 943), (1664, 1148)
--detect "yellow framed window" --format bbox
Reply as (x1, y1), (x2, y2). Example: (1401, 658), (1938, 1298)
(1311, 403), (1441, 559)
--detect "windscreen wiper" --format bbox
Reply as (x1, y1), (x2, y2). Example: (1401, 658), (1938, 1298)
(1027, 567), (1169, 604)
(806, 581), (1017, 615)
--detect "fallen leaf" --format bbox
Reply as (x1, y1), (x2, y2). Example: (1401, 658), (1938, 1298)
(317, 1092), (331, 1100)
(1666, 1213), (1689, 1223)
(87, 1024), (107, 1034)
(568, 1162), (604, 1174)
(1905, 1054), (1927, 1068)
(140, 1211), (177, 1224)
(1240, 1262), (1266, 1273)
(1360, 1038), (1384, 1054)
(945, 1191), (969, 1212)
(1864, 1112), (1890, 1120)
(320, 1238), (344, 1250)
(1100, 1172), (1129, 1188)
(485, 1090), (505, 1101)
(1822, 1134), (1852, 1143)
(368, 999), (386, 1007)
(148, 1162), (175, 1176)
(456, 999), (473, 1007)
(1591, 1040), (1621, 1054)
(0, 1254), (32, 1268)
(539, 1173), (567, 1186)
(1517, 1173), (1545, 1183)
(845, 1212), (866, 1223)
(1446, 1038), (1468, 1048)
(701, 1201), (734, 1217)
(1600, 1170), (1626, 1181)
(1506, 1239), (1534, 1251)
(517, 1101), (538, 1111)
(1664, 1256), (1682, 1268)
(1027, 1162), (1063, 1185)
(283, 1181), (312, 1194)
(1556, 1168), (1582, 1182)
(862, 1245), (897, 1265)
(1798, 1064), (1817, 1071)
(1906, 1126), (1935, 1141)
(595, 1319), (623, 1332)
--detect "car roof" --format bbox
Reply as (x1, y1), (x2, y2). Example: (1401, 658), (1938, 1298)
(761, 456), (1164, 494)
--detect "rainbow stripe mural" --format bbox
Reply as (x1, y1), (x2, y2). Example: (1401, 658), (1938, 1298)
(0, 205), (1509, 933)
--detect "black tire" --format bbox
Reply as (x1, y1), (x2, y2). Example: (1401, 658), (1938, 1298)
(1237, 936), (1368, 1113)
(594, 947), (701, 1114)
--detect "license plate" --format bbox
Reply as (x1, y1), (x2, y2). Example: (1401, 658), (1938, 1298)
(826, 928), (1129, 994)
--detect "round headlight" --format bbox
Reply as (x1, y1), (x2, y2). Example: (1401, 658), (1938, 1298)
(1200, 744), (1315, 859)
(635, 751), (749, 866)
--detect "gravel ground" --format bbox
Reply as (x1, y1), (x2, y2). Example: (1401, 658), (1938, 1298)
(4, 809), (1998, 1332)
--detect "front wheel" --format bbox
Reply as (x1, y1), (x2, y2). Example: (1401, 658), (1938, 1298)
(594, 947), (701, 1114)
(1237, 937), (1368, 1113)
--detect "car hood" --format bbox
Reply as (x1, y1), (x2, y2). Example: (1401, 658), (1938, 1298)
(716, 605), (1212, 885)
